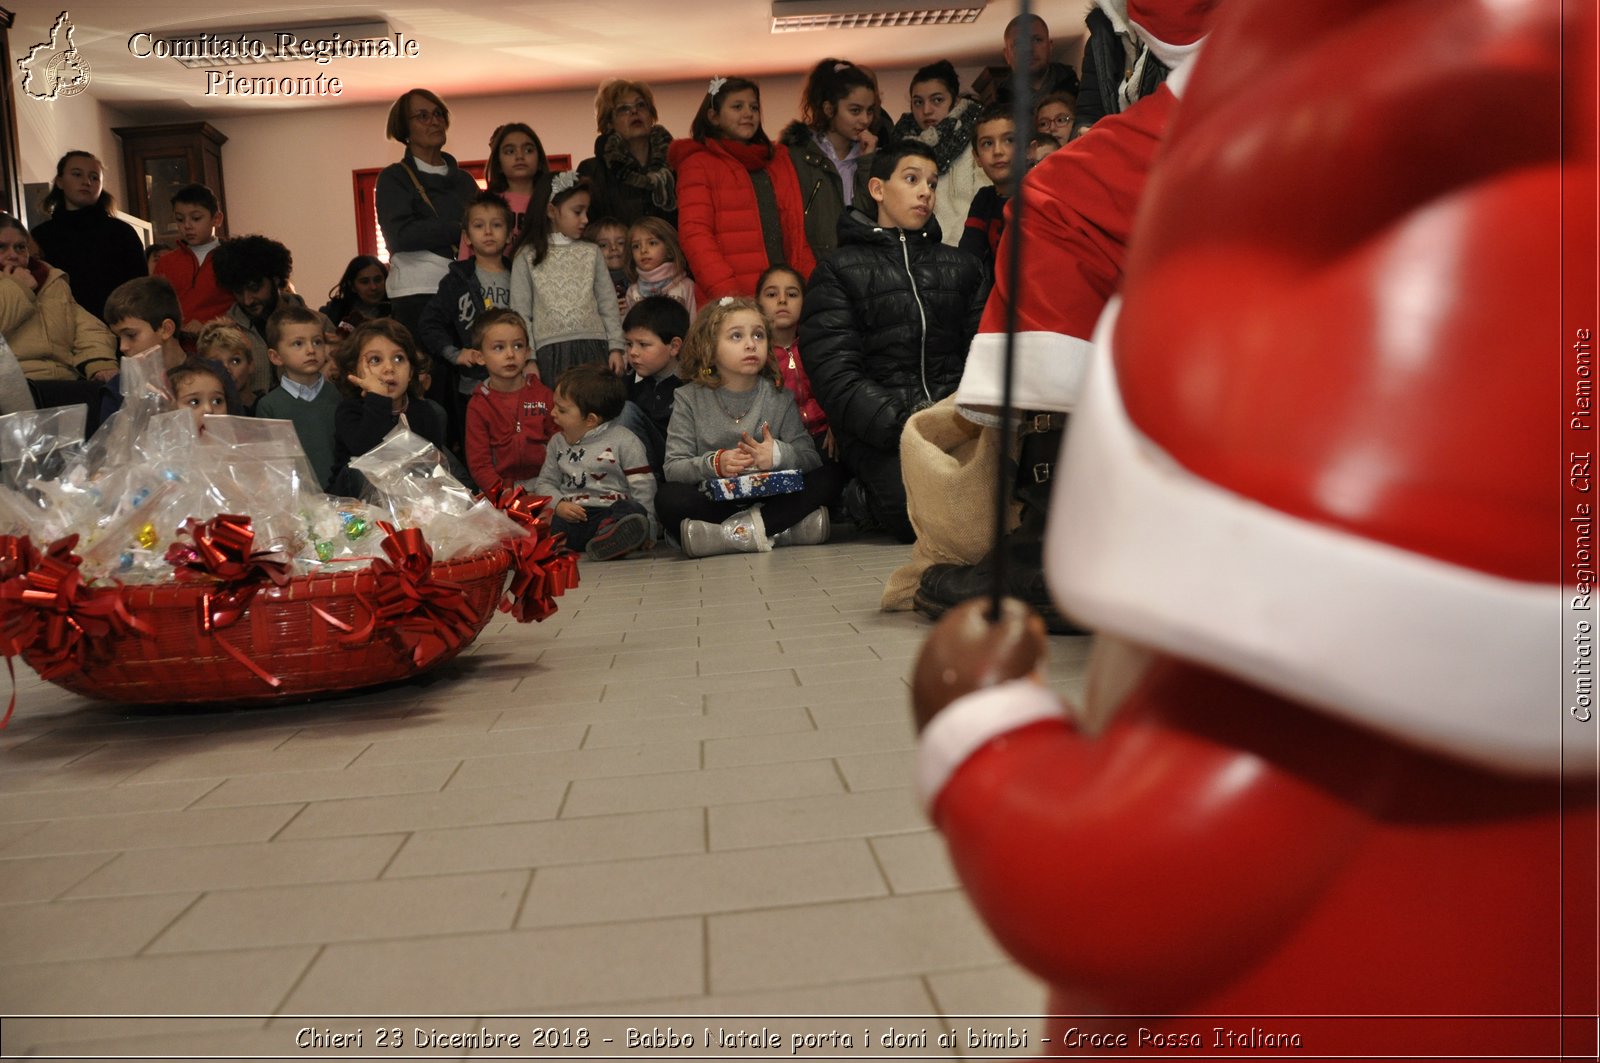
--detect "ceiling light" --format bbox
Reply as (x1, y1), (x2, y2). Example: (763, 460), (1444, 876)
(771, 0), (986, 32)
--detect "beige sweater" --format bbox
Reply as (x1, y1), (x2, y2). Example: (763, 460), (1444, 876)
(509, 235), (625, 354)
(0, 267), (118, 382)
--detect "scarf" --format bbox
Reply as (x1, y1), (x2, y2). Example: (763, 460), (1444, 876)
(718, 137), (776, 173)
(634, 261), (685, 297)
(892, 96), (981, 174)
(601, 126), (678, 212)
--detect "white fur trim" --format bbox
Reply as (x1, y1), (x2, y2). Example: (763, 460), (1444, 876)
(1131, 25), (1204, 77)
(955, 331), (1095, 420)
(1161, 39), (1203, 97)
(1048, 299), (1568, 777)
(918, 680), (1066, 808)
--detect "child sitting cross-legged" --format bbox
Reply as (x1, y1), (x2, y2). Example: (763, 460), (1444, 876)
(533, 363), (656, 562)
(660, 297), (844, 557)
(464, 308), (557, 491)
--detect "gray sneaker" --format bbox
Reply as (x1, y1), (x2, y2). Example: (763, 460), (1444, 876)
(587, 513), (651, 561)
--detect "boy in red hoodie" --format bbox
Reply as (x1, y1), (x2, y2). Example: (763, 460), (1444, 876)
(153, 183), (233, 351)
(464, 308), (557, 490)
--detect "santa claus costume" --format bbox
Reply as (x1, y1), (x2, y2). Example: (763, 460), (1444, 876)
(912, 0), (1596, 1055)
(913, 0), (1211, 630)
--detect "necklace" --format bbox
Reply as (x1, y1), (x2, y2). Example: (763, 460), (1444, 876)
(712, 385), (756, 425)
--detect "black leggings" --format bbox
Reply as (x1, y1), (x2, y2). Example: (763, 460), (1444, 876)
(655, 464), (846, 536)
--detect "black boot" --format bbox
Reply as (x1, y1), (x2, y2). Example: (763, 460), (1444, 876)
(913, 421), (1088, 636)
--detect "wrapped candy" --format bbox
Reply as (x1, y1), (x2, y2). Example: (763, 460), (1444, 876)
(0, 405), (86, 492)
(349, 426), (521, 559)
(0, 357), (580, 710)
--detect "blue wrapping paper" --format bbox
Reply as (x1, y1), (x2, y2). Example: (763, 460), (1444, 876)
(703, 469), (804, 501)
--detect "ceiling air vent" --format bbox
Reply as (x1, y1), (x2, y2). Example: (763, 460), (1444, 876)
(771, 0), (986, 32)
(140, 20), (397, 68)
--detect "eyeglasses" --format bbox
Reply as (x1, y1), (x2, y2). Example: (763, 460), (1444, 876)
(613, 101), (648, 117)
(1039, 114), (1075, 129)
(409, 108), (446, 124)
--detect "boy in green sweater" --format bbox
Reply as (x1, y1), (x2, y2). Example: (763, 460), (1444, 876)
(253, 305), (338, 489)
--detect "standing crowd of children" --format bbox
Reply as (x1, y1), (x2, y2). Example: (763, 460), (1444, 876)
(7, 13), (1098, 563)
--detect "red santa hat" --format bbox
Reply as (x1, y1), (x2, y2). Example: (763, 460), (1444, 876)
(1045, 0), (1580, 775)
(1126, 0), (1214, 70)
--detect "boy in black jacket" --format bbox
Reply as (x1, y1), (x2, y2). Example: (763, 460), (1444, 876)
(418, 191), (514, 440)
(798, 141), (990, 542)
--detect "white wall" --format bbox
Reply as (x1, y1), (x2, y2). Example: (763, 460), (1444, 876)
(18, 5), (1091, 305)
(17, 93), (138, 219)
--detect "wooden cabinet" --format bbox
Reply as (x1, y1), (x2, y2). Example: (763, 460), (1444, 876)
(112, 122), (228, 241)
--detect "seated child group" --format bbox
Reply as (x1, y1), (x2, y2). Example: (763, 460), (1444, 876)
(84, 56), (1041, 562)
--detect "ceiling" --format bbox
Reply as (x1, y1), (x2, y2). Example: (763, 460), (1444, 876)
(13, 0), (1092, 118)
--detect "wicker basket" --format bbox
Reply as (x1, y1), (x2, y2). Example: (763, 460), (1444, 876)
(24, 546), (513, 706)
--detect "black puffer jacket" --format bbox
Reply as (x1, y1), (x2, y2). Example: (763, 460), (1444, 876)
(799, 208), (989, 452)
(1075, 5), (1169, 133)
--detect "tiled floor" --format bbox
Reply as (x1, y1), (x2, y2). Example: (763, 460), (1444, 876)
(0, 539), (1088, 1059)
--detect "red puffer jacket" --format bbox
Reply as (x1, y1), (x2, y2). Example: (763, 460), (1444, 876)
(668, 136), (817, 301)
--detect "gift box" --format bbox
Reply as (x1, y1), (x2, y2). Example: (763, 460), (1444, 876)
(704, 469), (803, 502)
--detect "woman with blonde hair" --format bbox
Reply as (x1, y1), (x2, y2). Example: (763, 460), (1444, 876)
(577, 79), (678, 228)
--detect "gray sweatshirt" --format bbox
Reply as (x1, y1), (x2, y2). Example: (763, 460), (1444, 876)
(532, 418), (657, 529)
(663, 378), (821, 483)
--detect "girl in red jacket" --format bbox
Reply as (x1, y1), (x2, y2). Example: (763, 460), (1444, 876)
(668, 77), (817, 302)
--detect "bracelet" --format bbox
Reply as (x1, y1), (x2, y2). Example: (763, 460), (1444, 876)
(712, 449), (725, 477)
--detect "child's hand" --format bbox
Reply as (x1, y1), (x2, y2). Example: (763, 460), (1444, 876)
(857, 129), (878, 156)
(555, 500), (588, 523)
(821, 427), (837, 460)
(738, 423), (777, 471)
(3, 265), (37, 292)
(718, 447), (755, 477)
(607, 350), (627, 376)
(457, 348), (485, 367)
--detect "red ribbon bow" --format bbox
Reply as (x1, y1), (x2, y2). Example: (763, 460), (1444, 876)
(359, 523), (481, 670)
(484, 483), (579, 623)
(0, 535), (153, 725)
(164, 515), (292, 689)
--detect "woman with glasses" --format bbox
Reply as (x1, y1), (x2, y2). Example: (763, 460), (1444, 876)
(375, 88), (483, 422)
(577, 80), (678, 229)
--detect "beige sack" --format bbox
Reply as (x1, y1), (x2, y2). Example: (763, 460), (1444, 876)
(881, 397), (1018, 611)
